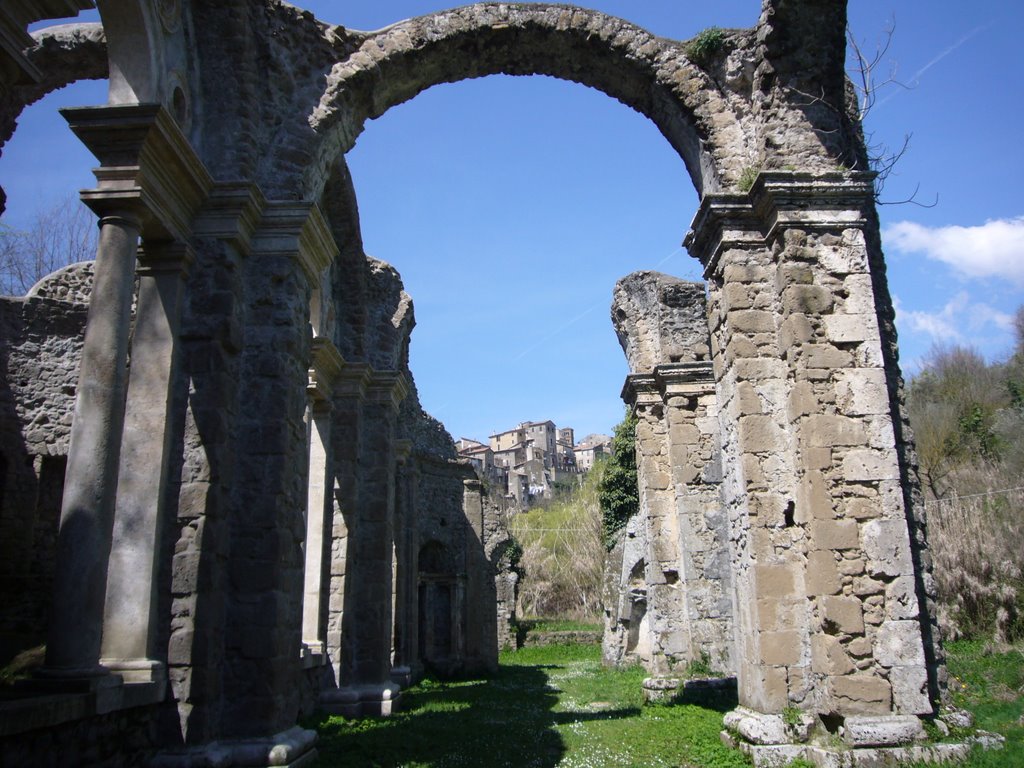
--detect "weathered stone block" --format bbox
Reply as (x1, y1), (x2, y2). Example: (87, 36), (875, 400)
(802, 414), (866, 447)
(824, 314), (879, 344)
(739, 415), (785, 453)
(812, 634), (855, 675)
(755, 564), (797, 596)
(823, 596), (865, 635)
(842, 449), (900, 481)
(810, 519), (860, 551)
(873, 621), (925, 668)
(842, 715), (925, 747)
(806, 551), (840, 595)
(783, 284), (833, 315)
(829, 674), (892, 714)
(803, 344), (853, 369)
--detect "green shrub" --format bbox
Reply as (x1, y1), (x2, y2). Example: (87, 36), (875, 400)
(598, 410), (639, 549)
(687, 26), (726, 65)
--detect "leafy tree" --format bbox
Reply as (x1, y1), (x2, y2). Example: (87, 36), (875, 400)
(598, 409), (639, 549)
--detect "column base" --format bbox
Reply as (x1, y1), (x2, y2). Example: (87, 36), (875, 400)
(726, 739), (974, 768)
(319, 682), (402, 717)
(151, 726), (317, 768)
(390, 665), (413, 688)
(721, 708), (997, 767)
(100, 657), (167, 684)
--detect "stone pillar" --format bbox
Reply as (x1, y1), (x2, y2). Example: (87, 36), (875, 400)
(462, 477), (497, 673)
(659, 363), (733, 671)
(302, 339), (344, 658)
(686, 172), (935, 751)
(221, 201), (336, 740)
(100, 241), (193, 686)
(42, 210), (142, 679)
(325, 370), (408, 716)
(626, 374), (688, 675)
(390, 439), (415, 686)
(324, 363), (370, 691)
(43, 104), (211, 682)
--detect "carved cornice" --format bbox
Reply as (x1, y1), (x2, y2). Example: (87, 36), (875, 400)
(365, 370), (410, 410)
(685, 171), (876, 278)
(136, 240), (195, 280)
(307, 337), (346, 403)
(62, 104), (213, 242)
(394, 438), (413, 464)
(192, 182), (266, 255)
(251, 201), (338, 286)
(332, 362), (372, 402)
(622, 362), (715, 407)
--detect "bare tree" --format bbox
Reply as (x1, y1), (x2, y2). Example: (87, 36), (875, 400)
(846, 20), (934, 207)
(0, 195), (97, 296)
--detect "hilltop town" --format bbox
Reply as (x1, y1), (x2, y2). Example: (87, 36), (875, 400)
(456, 422), (611, 507)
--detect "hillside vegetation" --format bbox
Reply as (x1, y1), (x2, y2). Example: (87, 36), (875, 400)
(909, 307), (1024, 643)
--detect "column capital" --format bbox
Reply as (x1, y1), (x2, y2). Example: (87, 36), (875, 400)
(333, 362), (372, 402)
(366, 371), (410, 409)
(685, 171), (876, 276)
(252, 201), (339, 286)
(135, 240), (195, 280)
(308, 338), (346, 403)
(192, 182), (267, 255)
(395, 439), (413, 465)
(655, 362), (715, 399)
(621, 372), (659, 409)
(62, 103), (212, 242)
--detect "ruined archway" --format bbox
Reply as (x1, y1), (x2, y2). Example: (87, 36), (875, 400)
(0, 2), (948, 766)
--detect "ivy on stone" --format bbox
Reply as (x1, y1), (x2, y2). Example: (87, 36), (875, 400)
(598, 409), (639, 549)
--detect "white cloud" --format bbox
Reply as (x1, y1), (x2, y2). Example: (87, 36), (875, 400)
(884, 216), (1024, 286)
(894, 292), (1013, 349)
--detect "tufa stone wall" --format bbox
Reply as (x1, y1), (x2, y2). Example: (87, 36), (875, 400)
(604, 273), (733, 676)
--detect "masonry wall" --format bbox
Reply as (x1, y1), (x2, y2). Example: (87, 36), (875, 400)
(603, 272), (735, 676)
(0, 277), (88, 666)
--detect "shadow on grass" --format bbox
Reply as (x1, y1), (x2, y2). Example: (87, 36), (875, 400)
(308, 661), (638, 768)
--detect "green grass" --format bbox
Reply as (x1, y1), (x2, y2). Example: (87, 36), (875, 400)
(309, 641), (1023, 767)
(945, 640), (1024, 767)
(310, 642), (749, 767)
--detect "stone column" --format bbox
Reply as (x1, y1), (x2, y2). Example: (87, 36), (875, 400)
(43, 210), (142, 679)
(349, 372), (407, 710)
(221, 201), (336, 738)
(686, 172), (935, 751)
(302, 339), (344, 658)
(324, 363), (370, 691)
(100, 241), (193, 685)
(41, 104), (211, 683)
(390, 439), (414, 686)
(324, 370), (408, 716)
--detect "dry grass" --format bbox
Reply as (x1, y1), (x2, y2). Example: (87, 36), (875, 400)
(928, 483), (1024, 643)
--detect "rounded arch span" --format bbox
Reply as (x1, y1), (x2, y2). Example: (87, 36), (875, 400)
(304, 3), (750, 202)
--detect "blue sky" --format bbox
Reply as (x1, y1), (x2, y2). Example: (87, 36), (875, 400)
(3, 1), (1022, 444)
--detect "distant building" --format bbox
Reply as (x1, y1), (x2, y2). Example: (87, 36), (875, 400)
(574, 433), (612, 471)
(458, 420), (607, 509)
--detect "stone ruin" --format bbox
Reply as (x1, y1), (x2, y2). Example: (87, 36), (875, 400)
(0, 1), (962, 766)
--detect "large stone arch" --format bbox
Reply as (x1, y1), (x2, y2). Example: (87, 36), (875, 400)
(303, 3), (752, 203)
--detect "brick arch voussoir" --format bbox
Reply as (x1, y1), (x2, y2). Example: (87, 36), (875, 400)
(303, 3), (744, 203)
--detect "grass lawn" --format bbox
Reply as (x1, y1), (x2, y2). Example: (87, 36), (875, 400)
(310, 643), (748, 768)
(946, 640), (1024, 767)
(310, 640), (1024, 768)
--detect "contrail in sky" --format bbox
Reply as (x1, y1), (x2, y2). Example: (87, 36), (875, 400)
(877, 23), (990, 108)
(511, 246), (685, 361)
